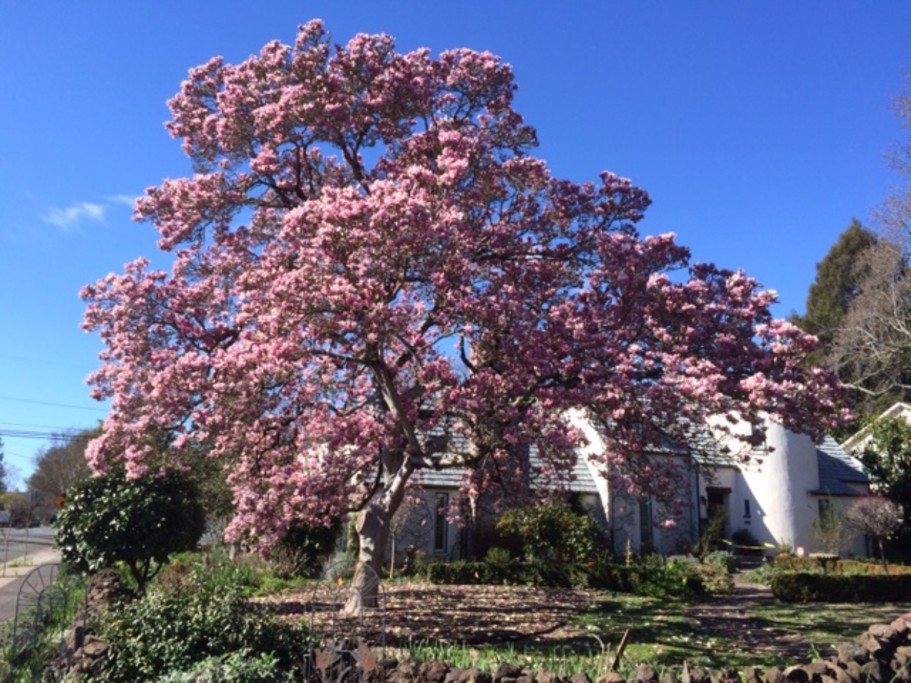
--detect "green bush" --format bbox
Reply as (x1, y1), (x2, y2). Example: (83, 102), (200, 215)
(156, 650), (289, 682)
(703, 550), (736, 573)
(586, 556), (707, 597)
(55, 469), (206, 592)
(88, 555), (311, 681)
(423, 559), (525, 585)
(484, 546), (513, 566)
(688, 562), (734, 594)
(495, 501), (606, 565)
(771, 572), (911, 602)
(268, 520), (342, 578)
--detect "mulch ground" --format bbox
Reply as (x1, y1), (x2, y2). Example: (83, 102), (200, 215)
(256, 578), (826, 660)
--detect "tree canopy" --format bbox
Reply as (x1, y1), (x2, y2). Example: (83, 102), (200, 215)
(81, 21), (843, 610)
(55, 469), (206, 592)
(795, 78), (911, 414)
(27, 428), (95, 499)
(792, 219), (877, 355)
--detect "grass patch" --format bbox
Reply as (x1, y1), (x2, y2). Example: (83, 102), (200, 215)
(397, 591), (911, 675)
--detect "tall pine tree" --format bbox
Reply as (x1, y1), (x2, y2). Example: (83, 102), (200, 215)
(794, 219), (877, 356)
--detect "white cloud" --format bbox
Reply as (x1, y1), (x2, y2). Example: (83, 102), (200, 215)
(107, 194), (137, 209)
(41, 201), (106, 232)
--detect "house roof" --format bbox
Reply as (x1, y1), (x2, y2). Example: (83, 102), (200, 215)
(813, 435), (869, 496)
(840, 401), (911, 454)
(412, 444), (599, 494)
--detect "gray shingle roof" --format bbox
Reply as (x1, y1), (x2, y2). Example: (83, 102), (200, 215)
(814, 435), (869, 496)
(412, 444), (599, 494)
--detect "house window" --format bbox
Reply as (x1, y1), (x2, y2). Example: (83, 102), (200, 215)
(639, 499), (653, 549)
(744, 499), (751, 523)
(433, 493), (449, 553)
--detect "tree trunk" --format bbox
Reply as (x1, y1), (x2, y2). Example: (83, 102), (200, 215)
(343, 502), (390, 614)
(879, 538), (889, 573)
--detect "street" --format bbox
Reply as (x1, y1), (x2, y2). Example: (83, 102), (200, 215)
(0, 526), (55, 574)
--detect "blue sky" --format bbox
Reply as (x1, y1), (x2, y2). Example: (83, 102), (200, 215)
(1, 1), (909, 487)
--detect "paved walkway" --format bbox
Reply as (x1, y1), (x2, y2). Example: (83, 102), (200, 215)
(0, 547), (62, 621)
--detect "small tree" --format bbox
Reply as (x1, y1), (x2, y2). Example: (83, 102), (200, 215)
(812, 496), (849, 554)
(843, 495), (903, 571)
(27, 428), (95, 499)
(55, 469), (206, 592)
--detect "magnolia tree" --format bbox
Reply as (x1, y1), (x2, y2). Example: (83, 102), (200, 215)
(82, 21), (843, 612)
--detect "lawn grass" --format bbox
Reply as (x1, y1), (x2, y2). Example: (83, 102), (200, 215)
(397, 590), (911, 677)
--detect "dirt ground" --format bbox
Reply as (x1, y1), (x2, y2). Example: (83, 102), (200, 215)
(259, 576), (822, 659)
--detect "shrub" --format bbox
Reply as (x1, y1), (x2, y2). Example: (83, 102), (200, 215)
(484, 546), (513, 566)
(267, 520), (342, 578)
(90, 555), (311, 681)
(156, 650), (287, 682)
(495, 501), (606, 565)
(703, 550), (736, 573)
(588, 556), (706, 597)
(423, 559), (524, 585)
(688, 562), (734, 594)
(771, 572), (911, 602)
(55, 468), (206, 592)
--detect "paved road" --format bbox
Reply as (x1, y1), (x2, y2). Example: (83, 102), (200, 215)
(0, 526), (55, 569)
(0, 527), (61, 622)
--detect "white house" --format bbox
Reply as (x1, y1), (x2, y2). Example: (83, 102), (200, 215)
(840, 402), (911, 454)
(389, 414), (871, 564)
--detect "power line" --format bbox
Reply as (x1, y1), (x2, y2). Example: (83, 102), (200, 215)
(0, 421), (92, 431)
(0, 395), (107, 412)
(0, 429), (94, 442)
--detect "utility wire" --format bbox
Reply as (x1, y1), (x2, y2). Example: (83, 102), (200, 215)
(0, 395), (106, 412)
(0, 429), (94, 442)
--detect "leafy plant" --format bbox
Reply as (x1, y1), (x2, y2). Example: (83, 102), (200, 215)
(495, 501), (606, 565)
(89, 554), (311, 681)
(155, 650), (290, 682)
(267, 519), (342, 578)
(843, 495), (904, 571)
(55, 468), (206, 593)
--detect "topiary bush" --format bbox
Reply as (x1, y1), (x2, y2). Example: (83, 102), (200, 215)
(55, 469), (207, 592)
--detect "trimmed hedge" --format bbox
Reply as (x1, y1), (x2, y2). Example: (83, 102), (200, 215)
(771, 572), (911, 602)
(421, 557), (722, 597)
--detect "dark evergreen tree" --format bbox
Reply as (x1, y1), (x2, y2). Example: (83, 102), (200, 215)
(793, 219), (877, 354)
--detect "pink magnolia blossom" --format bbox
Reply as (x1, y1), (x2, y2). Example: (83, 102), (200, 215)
(81, 21), (843, 609)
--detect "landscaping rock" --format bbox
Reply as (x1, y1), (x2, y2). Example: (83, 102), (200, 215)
(681, 663), (711, 683)
(782, 665), (809, 683)
(534, 671), (563, 683)
(763, 666), (785, 683)
(632, 663), (658, 682)
(841, 659), (863, 682)
(569, 672), (592, 683)
(860, 659), (891, 683)
(496, 663), (524, 681)
(835, 641), (870, 664)
(456, 667), (493, 683)
(739, 665), (763, 683)
(596, 672), (625, 683)
(421, 659), (451, 683)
